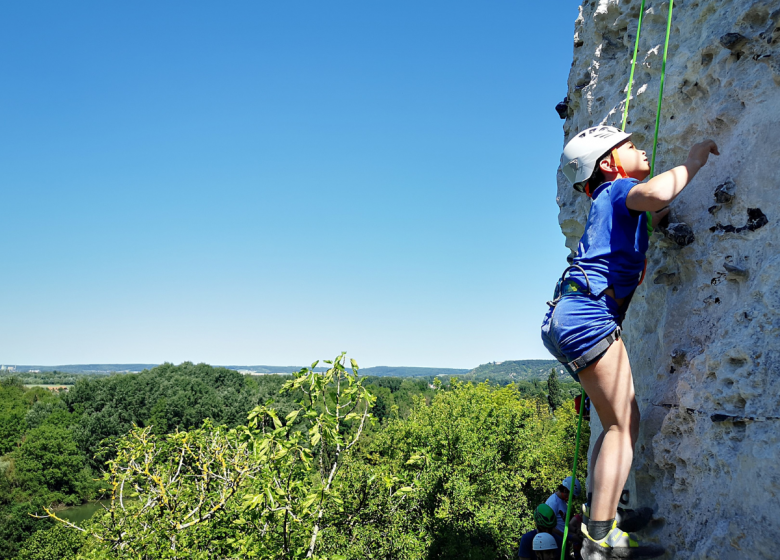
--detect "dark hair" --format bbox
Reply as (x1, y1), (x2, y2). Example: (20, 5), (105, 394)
(558, 484), (570, 494)
(587, 154), (609, 192)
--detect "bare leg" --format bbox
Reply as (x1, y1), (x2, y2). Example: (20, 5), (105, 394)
(578, 338), (640, 522)
(587, 430), (606, 497)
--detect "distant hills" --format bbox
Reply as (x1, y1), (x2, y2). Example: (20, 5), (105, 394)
(3, 361), (561, 382)
(4, 364), (159, 374)
(462, 360), (564, 383)
(360, 366), (469, 377)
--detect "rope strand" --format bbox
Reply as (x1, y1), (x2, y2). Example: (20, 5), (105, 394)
(621, 0), (646, 132)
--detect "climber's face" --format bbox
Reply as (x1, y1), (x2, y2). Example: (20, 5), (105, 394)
(600, 140), (651, 181)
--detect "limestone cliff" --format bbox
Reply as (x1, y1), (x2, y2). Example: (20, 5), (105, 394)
(557, 1), (780, 558)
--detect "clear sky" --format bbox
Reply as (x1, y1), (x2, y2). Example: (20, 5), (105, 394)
(1, 1), (579, 368)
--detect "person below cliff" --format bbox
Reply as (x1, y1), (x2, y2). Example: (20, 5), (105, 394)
(545, 477), (582, 539)
(541, 125), (719, 559)
(518, 503), (563, 560)
(531, 532), (561, 560)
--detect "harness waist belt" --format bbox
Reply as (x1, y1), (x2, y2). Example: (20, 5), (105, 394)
(566, 327), (622, 372)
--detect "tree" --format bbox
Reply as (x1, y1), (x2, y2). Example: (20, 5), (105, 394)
(43, 353), (384, 560)
(12, 424), (95, 505)
(14, 524), (85, 560)
(547, 368), (564, 413)
(319, 380), (587, 559)
(0, 378), (29, 454)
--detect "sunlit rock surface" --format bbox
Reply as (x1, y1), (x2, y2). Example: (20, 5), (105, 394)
(557, 1), (780, 558)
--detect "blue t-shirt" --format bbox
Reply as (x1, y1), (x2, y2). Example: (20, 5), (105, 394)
(518, 529), (562, 559)
(567, 178), (649, 299)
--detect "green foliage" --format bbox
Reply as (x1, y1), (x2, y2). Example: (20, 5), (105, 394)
(47, 354), (382, 560)
(63, 362), (279, 468)
(12, 424), (95, 506)
(12, 358), (591, 560)
(0, 502), (53, 560)
(319, 380), (590, 559)
(14, 524), (86, 560)
(362, 377), (435, 421)
(0, 381), (97, 556)
(0, 378), (32, 455)
(547, 368), (564, 412)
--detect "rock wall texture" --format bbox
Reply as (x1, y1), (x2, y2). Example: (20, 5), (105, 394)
(557, 1), (780, 558)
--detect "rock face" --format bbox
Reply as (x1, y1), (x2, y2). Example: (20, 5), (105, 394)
(557, 1), (780, 558)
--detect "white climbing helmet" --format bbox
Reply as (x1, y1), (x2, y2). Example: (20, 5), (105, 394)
(533, 532), (558, 551)
(561, 125), (631, 192)
(561, 476), (582, 497)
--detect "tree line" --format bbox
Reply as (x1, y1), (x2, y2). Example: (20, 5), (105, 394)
(0, 361), (586, 559)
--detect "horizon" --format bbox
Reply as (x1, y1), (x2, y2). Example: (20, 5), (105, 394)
(0, 357), (558, 371)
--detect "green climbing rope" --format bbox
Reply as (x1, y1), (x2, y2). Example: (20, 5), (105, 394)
(559, 3), (675, 558)
(621, 0), (646, 132)
(560, 387), (586, 560)
(650, 0), (675, 178)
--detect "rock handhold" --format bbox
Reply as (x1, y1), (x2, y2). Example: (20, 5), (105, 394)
(714, 180), (736, 203)
(653, 272), (677, 285)
(745, 208), (769, 231)
(671, 349), (688, 366)
(710, 208), (769, 233)
(555, 97), (569, 119)
(663, 222), (695, 246)
(724, 262), (748, 278)
(719, 33), (748, 51)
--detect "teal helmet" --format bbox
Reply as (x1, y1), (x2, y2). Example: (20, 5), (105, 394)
(534, 503), (556, 530)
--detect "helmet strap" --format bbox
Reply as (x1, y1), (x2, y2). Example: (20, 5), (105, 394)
(587, 147), (627, 198)
(611, 148), (628, 178)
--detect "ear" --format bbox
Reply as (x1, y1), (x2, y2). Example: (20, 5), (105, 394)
(598, 155), (615, 173)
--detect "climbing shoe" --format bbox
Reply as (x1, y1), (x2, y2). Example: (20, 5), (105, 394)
(581, 520), (664, 559)
(582, 504), (654, 533)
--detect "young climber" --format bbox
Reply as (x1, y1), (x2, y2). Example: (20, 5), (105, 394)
(541, 126), (719, 558)
(545, 477), (582, 537)
(518, 503), (562, 560)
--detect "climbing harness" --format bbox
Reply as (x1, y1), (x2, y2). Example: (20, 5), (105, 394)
(566, 327), (621, 372)
(547, 264), (624, 374)
(548, 264), (592, 307)
(560, 2), (676, 559)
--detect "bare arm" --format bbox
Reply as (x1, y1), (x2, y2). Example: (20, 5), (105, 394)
(626, 140), (719, 212)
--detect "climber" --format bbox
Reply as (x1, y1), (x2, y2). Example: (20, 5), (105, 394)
(517, 503), (562, 560)
(541, 125), (719, 558)
(545, 476), (582, 537)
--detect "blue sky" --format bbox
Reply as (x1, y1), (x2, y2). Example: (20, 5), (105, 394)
(1, 1), (579, 368)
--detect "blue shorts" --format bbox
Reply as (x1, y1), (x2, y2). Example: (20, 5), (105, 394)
(541, 292), (623, 382)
